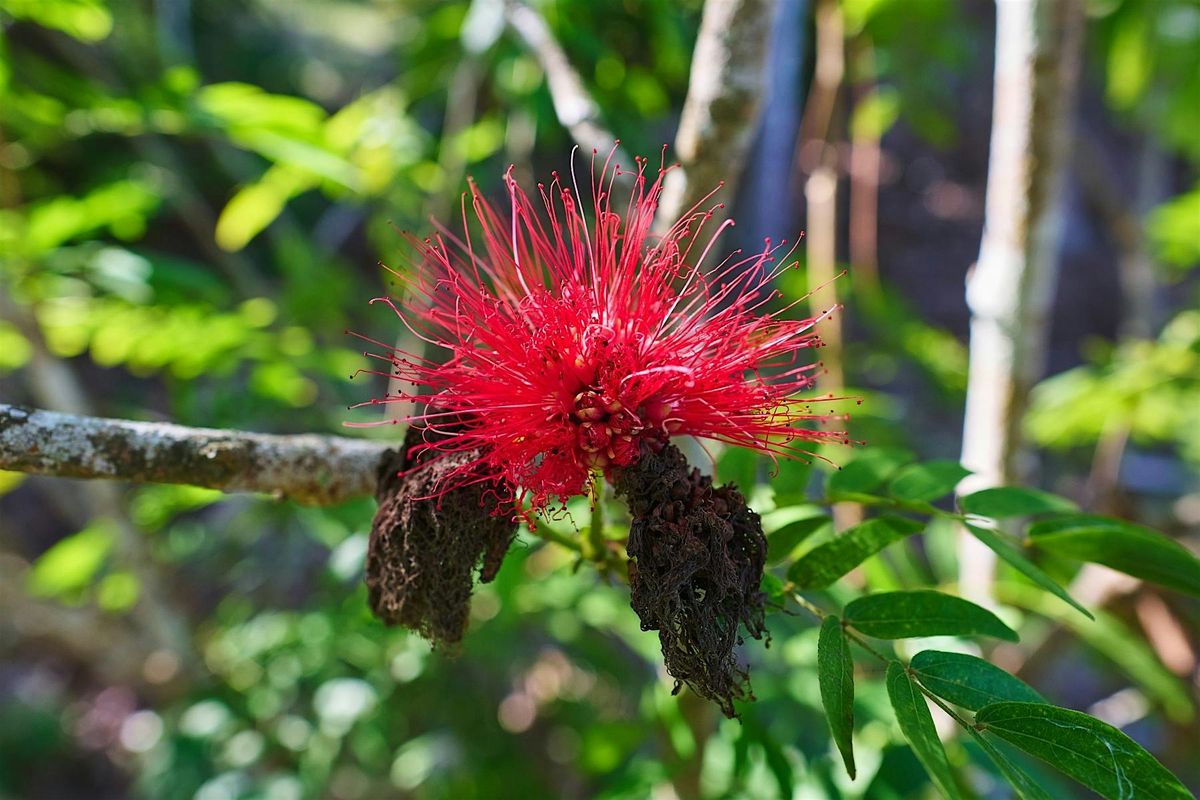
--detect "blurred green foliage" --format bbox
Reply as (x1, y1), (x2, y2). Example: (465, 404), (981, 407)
(1, 0), (1199, 798)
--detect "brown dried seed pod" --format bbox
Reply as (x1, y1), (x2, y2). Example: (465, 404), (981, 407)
(365, 426), (517, 650)
(612, 444), (768, 718)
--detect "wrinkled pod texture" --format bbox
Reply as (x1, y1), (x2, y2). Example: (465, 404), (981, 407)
(613, 443), (768, 718)
(365, 425), (518, 650)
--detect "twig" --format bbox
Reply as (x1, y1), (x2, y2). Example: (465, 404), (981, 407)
(786, 588), (891, 664)
(504, 0), (627, 161)
(656, 0), (779, 228)
(0, 158), (207, 673)
(0, 403), (389, 505)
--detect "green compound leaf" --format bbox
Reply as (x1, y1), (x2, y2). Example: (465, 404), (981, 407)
(887, 460), (971, 502)
(845, 590), (1019, 642)
(966, 524), (1092, 619)
(817, 616), (856, 779)
(886, 662), (964, 800)
(788, 515), (923, 589)
(910, 650), (1045, 712)
(1029, 514), (1200, 598)
(961, 487), (1077, 519)
(975, 702), (1193, 800)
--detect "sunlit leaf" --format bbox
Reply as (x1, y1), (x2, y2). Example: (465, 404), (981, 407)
(850, 86), (901, 140)
(1106, 12), (1151, 109)
(1148, 188), (1200, 270)
(24, 180), (161, 255)
(0, 0), (112, 41)
(97, 571), (140, 611)
(215, 166), (317, 252)
(0, 469), (26, 496)
(28, 522), (115, 598)
(0, 322), (31, 373)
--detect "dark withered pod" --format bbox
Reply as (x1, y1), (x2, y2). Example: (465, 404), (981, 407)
(365, 425), (517, 650)
(613, 444), (769, 719)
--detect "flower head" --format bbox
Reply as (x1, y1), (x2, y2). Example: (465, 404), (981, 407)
(351, 151), (845, 514)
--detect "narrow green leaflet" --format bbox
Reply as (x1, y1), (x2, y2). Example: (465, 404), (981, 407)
(817, 616), (856, 779)
(766, 515), (831, 565)
(845, 590), (1019, 642)
(960, 487), (1077, 518)
(910, 650), (1045, 711)
(887, 460), (971, 502)
(827, 447), (913, 496)
(965, 727), (1055, 800)
(886, 662), (964, 800)
(966, 524), (1092, 619)
(1029, 514), (1200, 597)
(788, 515), (923, 589)
(975, 702), (1193, 800)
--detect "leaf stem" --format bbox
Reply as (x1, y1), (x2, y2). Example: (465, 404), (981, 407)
(788, 588), (979, 732)
(786, 587), (891, 664)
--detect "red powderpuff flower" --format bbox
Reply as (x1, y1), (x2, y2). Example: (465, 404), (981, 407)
(350, 151), (847, 514)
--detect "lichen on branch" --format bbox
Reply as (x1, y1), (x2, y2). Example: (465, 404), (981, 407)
(0, 403), (389, 505)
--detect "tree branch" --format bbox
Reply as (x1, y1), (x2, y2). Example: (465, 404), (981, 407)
(656, 0), (778, 228)
(0, 404), (390, 505)
(504, 0), (628, 161)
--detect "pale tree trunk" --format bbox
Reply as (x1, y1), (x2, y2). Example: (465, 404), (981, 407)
(656, 0), (778, 229)
(847, 39), (882, 298)
(504, 0), (626, 162)
(799, 0), (860, 531)
(802, 0), (844, 392)
(737, 0), (808, 249)
(958, 0), (1086, 602)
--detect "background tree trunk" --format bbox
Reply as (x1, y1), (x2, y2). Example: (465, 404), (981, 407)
(655, 0), (778, 230)
(958, 0), (1086, 602)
